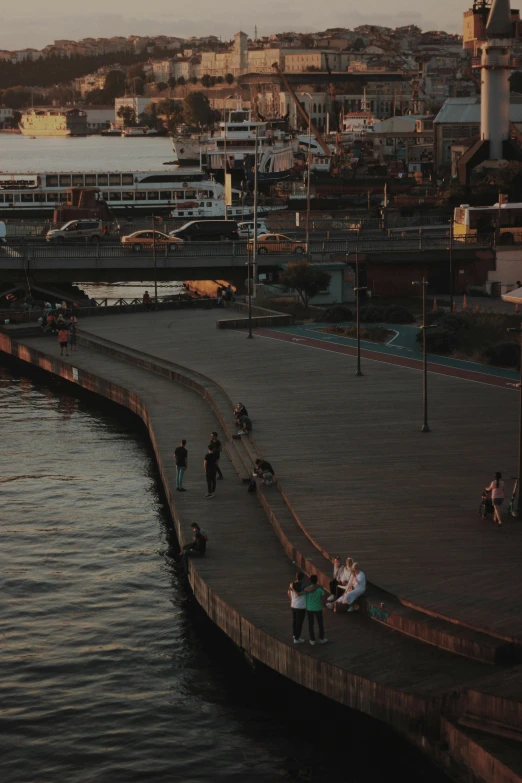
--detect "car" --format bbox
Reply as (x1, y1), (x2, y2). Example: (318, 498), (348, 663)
(169, 219), (239, 242)
(248, 233), (306, 255)
(46, 220), (103, 243)
(237, 221), (269, 239)
(120, 230), (184, 252)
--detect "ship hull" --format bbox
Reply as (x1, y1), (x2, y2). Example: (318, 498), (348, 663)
(19, 128), (82, 137)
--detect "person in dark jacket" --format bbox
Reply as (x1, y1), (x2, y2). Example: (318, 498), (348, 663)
(253, 458), (275, 485)
(180, 529), (207, 571)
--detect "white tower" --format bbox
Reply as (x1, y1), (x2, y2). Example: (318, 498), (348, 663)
(477, 0), (516, 159)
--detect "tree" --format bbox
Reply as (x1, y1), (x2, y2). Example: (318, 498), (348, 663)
(190, 76), (199, 84)
(156, 81), (168, 92)
(200, 73), (211, 87)
(225, 73), (234, 85)
(117, 105), (137, 126)
(168, 76), (177, 89)
(182, 91), (214, 127)
(127, 64), (146, 81)
(177, 75), (186, 86)
(353, 37), (365, 51)
(104, 69), (126, 100)
(280, 260), (331, 309)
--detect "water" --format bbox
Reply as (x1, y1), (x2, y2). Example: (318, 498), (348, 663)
(0, 134), (179, 173)
(0, 360), (449, 783)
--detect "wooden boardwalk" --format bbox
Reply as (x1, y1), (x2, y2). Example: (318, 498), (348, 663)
(77, 308), (522, 641)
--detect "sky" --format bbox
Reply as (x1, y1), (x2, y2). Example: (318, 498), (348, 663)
(0, 0), (464, 50)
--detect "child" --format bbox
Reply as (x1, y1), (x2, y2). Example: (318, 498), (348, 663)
(58, 326), (69, 357)
(68, 324), (77, 352)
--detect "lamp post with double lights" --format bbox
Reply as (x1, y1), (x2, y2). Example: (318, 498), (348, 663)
(507, 326), (522, 515)
(412, 278), (437, 432)
(222, 94), (234, 220)
(353, 247), (366, 376)
(304, 91), (313, 256)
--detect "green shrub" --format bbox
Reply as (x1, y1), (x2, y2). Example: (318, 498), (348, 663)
(418, 328), (459, 354)
(383, 305), (415, 324)
(322, 304), (353, 323)
(482, 341), (521, 368)
(439, 313), (468, 333)
(359, 305), (385, 323)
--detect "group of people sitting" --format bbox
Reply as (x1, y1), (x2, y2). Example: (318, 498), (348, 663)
(327, 557), (366, 612)
(39, 301), (78, 334)
(217, 285), (234, 306)
(233, 401), (253, 436)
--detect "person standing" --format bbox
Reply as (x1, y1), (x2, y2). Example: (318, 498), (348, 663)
(58, 325), (69, 357)
(174, 439), (188, 492)
(143, 291), (151, 311)
(486, 471), (505, 526)
(68, 324), (78, 353)
(305, 575), (327, 646)
(288, 571), (306, 644)
(209, 431), (223, 480)
(204, 446), (217, 498)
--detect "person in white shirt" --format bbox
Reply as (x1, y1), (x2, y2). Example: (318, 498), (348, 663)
(328, 557), (343, 598)
(485, 471), (505, 526)
(288, 572), (307, 643)
(327, 564), (366, 613)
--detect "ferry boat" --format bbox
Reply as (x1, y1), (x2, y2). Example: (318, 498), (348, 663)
(170, 127), (210, 165)
(122, 126), (159, 137)
(0, 169), (283, 219)
(340, 111), (376, 140)
(19, 108), (88, 137)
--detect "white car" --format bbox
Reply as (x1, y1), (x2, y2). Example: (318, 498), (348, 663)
(237, 221), (269, 239)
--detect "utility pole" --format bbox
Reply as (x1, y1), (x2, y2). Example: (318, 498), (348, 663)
(152, 215), (158, 306)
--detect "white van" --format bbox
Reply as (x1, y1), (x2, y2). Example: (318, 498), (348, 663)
(237, 220), (269, 239)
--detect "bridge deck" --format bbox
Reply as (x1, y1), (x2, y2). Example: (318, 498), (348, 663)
(72, 308), (522, 641)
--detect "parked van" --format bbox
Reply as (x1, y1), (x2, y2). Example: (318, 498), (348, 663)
(47, 219), (103, 243)
(237, 220), (269, 239)
(169, 220), (239, 242)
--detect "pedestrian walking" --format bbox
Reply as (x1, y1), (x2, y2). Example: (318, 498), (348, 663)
(174, 439), (188, 492)
(485, 471), (505, 526)
(58, 326), (69, 357)
(305, 574), (327, 646)
(288, 571), (307, 644)
(68, 324), (78, 352)
(209, 431), (223, 480)
(204, 446), (217, 498)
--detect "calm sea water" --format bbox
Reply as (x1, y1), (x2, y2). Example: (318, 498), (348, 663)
(0, 133), (178, 173)
(0, 365), (450, 783)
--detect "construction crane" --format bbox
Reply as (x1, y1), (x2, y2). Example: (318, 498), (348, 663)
(271, 62), (331, 156)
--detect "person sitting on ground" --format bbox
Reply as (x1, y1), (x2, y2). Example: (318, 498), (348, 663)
(327, 564), (366, 613)
(253, 458), (275, 485)
(327, 557), (354, 602)
(234, 402), (248, 424)
(238, 414), (253, 436)
(179, 527), (207, 569)
(191, 522), (208, 542)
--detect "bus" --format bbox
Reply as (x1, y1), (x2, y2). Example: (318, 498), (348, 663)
(453, 202), (522, 245)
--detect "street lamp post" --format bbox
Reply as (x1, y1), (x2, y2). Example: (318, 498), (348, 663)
(247, 126), (259, 340)
(152, 214), (158, 307)
(304, 92), (313, 256)
(507, 327), (522, 515)
(412, 278), (437, 432)
(354, 246), (366, 376)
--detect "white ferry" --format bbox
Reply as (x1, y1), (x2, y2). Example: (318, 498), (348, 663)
(341, 111), (376, 140)
(122, 126), (159, 137)
(0, 169), (281, 219)
(19, 108), (88, 137)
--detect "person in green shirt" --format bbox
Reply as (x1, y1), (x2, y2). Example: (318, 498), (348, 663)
(305, 574), (328, 646)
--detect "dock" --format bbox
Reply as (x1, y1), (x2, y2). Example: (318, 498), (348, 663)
(2, 305), (522, 783)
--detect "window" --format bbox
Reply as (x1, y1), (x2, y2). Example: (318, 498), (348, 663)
(46, 175), (59, 187)
(147, 191), (159, 200)
(121, 191), (134, 201)
(135, 191), (147, 201)
(34, 193), (46, 202)
(159, 191), (172, 200)
(21, 193), (33, 202)
(4, 193), (13, 203)
(59, 175), (71, 187)
(109, 192), (120, 201)
(0, 194), (3, 202)
(109, 174), (121, 186)
(97, 174), (108, 186)
(46, 193), (59, 202)
(85, 174), (97, 186)
(122, 174), (134, 185)
(72, 174), (84, 186)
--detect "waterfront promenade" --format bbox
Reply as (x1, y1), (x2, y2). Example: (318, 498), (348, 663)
(2, 308), (522, 782)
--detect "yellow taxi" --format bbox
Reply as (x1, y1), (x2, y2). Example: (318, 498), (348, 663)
(248, 233), (306, 255)
(121, 230), (184, 252)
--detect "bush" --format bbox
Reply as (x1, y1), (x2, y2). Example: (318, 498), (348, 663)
(322, 304), (353, 323)
(482, 341), (521, 368)
(418, 328), (459, 354)
(359, 305), (385, 323)
(383, 305), (415, 324)
(438, 313), (468, 333)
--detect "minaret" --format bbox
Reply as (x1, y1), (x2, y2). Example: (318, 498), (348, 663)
(478, 0), (516, 158)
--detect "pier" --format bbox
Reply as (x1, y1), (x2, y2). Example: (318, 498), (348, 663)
(2, 306), (522, 783)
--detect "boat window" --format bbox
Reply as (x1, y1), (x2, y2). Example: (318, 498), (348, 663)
(0, 194), (3, 202)
(178, 212), (184, 216)
(72, 174), (84, 186)
(160, 191), (172, 200)
(97, 174), (109, 186)
(85, 174), (97, 186)
(109, 174), (121, 186)
(147, 192), (160, 200)
(21, 193), (34, 202)
(121, 192), (134, 201)
(4, 193), (13, 202)
(185, 190), (197, 198)
(46, 175), (59, 187)
(46, 193), (59, 202)
(101, 192), (108, 201)
(59, 175), (71, 187)
(109, 192), (120, 201)
(207, 202), (212, 207)
(34, 193), (46, 202)
(135, 192), (147, 201)
(122, 174), (134, 185)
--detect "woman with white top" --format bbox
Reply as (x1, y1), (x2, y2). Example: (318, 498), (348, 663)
(327, 564), (366, 613)
(486, 471), (505, 526)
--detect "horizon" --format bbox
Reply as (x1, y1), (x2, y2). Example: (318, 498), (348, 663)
(0, 0), (464, 50)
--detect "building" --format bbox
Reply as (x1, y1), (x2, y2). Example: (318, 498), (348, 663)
(83, 107), (114, 130)
(114, 96), (150, 123)
(0, 107), (14, 128)
(371, 115), (434, 164)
